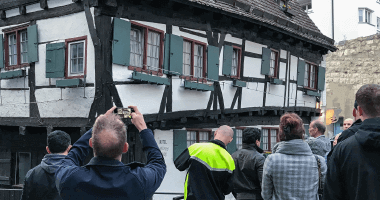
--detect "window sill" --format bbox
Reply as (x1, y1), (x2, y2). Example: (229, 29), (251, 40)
(180, 75), (208, 83)
(184, 80), (214, 91)
(0, 69), (26, 79)
(358, 22), (375, 27)
(56, 78), (83, 88)
(66, 75), (85, 79)
(5, 63), (29, 71)
(304, 86), (317, 91)
(128, 66), (163, 76)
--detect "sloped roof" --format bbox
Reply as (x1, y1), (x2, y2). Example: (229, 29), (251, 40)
(182, 0), (336, 51)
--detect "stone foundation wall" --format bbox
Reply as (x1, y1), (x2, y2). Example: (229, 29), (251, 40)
(326, 34), (380, 119)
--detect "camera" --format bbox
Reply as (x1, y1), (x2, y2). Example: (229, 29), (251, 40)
(114, 107), (135, 119)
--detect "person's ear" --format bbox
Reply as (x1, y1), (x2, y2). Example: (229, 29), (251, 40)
(46, 146), (51, 154)
(256, 140), (261, 147)
(357, 106), (364, 117)
(89, 138), (93, 148)
(122, 142), (129, 153)
(353, 108), (357, 118)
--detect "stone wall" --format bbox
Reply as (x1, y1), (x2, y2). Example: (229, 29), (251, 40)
(326, 34), (380, 120)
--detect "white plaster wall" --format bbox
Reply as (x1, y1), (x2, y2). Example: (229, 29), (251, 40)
(172, 26), (208, 44)
(241, 83), (264, 108)
(116, 84), (165, 114)
(224, 34), (242, 45)
(243, 57), (265, 79)
(6, 0), (73, 18)
(245, 40), (266, 55)
(220, 81), (238, 109)
(288, 83), (297, 106)
(0, 70), (29, 88)
(172, 78), (210, 112)
(0, 90), (29, 117)
(289, 56), (298, 81)
(265, 83), (285, 107)
(153, 130), (188, 200)
(357, 23), (377, 38)
(36, 87), (94, 118)
(296, 90), (316, 108)
(48, 0), (77, 8)
(278, 62), (286, 81)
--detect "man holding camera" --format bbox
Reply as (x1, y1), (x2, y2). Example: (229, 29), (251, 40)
(55, 106), (166, 199)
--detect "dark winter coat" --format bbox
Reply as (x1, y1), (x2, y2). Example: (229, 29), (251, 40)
(324, 117), (380, 200)
(21, 154), (66, 200)
(55, 128), (166, 200)
(337, 119), (362, 143)
(231, 143), (265, 200)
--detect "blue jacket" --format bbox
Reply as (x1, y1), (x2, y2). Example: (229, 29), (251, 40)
(21, 154), (66, 200)
(55, 128), (166, 200)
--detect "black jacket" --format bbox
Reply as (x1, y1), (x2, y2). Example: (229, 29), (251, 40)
(323, 117), (380, 200)
(337, 119), (362, 143)
(21, 154), (66, 200)
(231, 143), (265, 200)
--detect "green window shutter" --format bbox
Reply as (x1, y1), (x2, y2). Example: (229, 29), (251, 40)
(0, 34), (3, 68)
(317, 66), (326, 91)
(207, 45), (219, 81)
(173, 129), (187, 162)
(261, 47), (271, 75)
(163, 33), (170, 74)
(297, 59), (305, 86)
(169, 34), (183, 75)
(227, 128), (237, 155)
(222, 45), (233, 76)
(27, 25), (39, 63)
(46, 42), (65, 78)
(112, 18), (130, 66)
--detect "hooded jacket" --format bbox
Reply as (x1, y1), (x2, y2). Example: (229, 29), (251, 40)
(21, 154), (66, 200)
(261, 139), (326, 200)
(231, 143), (265, 200)
(324, 117), (380, 200)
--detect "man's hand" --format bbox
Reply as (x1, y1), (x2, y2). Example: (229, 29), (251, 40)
(129, 106), (148, 132)
(105, 106), (117, 116)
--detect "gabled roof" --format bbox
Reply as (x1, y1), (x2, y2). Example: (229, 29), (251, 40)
(182, 0), (336, 51)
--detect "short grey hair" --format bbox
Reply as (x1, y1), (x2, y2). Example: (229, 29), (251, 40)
(311, 120), (326, 134)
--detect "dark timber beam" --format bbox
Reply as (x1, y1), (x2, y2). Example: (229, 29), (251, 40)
(0, 10), (5, 20)
(19, 5), (26, 15)
(40, 0), (48, 10)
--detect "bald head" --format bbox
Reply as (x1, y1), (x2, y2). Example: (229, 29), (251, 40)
(343, 118), (354, 130)
(91, 114), (127, 159)
(214, 125), (234, 146)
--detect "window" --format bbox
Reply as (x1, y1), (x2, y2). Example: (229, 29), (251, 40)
(16, 152), (31, 184)
(359, 8), (372, 24)
(231, 47), (241, 78)
(3, 24), (29, 70)
(129, 21), (164, 74)
(302, 3), (312, 13)
(187, 129), (212, 147)
(182, 38), (207, 80)
(377, 17), (380, 29)
(261, 128), (279, 152)
(269, 49), (279, 78)
(304, 62), (317, 89)
(65, 36), (87, 79)
(236, 128), (243, 150)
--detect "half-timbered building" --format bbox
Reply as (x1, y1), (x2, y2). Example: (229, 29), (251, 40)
(0, 0), (336, 199)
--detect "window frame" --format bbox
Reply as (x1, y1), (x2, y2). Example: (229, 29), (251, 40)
(2, 24), (30, 71)
(128, 21), (165, 76)
(304, 61), (318, 90)
(261, 127), (279, 152)
(65, 36), (88, 79)
(268, 48), (280, 78)
(231, 46), (242, 79)
(181, 37), (207, 83)
(186, 128), (212, 147)
(235, 127), (246, 150)
(358, 8), (373, 24)
(377, 17), (380, 29)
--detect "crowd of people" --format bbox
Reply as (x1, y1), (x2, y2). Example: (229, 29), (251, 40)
(19, 84), (380, 200)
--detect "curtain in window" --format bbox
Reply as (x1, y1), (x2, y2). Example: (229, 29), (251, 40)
(194, 44), (203, 78)
(310, 66), (315, 88)
(270, 129), (277, 150)
(359, 9), (363, 22)
(183, 41), (191, 76)
(20, 31), (28, 64)
(262, 129), (269, 151)
(199, 131), (209, 143)
(270, 51), (276, 77)
(8, 34), (17, 66)
(304, 63), (309, 87)
(147, 31), (160, 71)
(231, 49), (238, 76)
(70, 42), (84, 74)
(236, 129), (243, 150)
(187, 131), (196, 147)
(130, 29), (144, 68)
